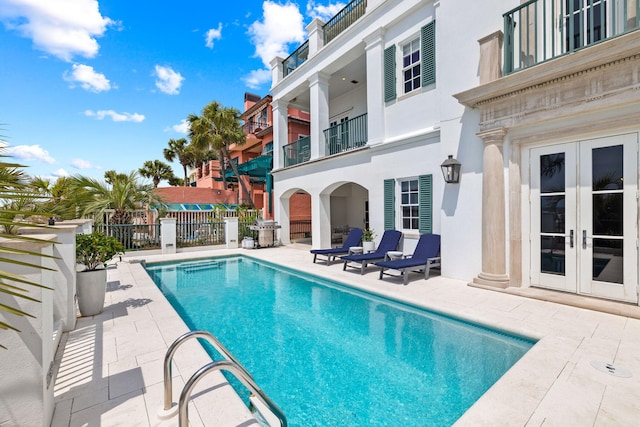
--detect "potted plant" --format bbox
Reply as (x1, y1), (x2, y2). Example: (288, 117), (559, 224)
(362, 228), (376, 253)
(75, 232), (124, 316)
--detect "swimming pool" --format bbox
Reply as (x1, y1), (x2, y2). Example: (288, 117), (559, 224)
(146, 256), (534, 427)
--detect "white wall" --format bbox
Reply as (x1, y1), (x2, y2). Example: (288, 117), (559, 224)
(0, 236), (57, 427)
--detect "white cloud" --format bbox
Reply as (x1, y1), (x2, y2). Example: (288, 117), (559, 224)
(243, 69), (272, 89)
(5, 144), (55, 164)
(306, 1), (346, 22)
(153, 65), (184, 95)
(63, 63), (112, 92)
(205, 23), (222, 49)
(0, 0), (114, 61)
(166, 119), (190, 134)
(84, 109), (145, 122)
(52, 168), (69, 177)
(246, 1), (305, 87)
(70, 158), (94, 169)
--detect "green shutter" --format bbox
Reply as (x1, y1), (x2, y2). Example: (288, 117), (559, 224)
(421, 21), (436, 87)
(418, 174), (432, 234)
(384, 45), (396, 102)
(384, 179), (395, 230)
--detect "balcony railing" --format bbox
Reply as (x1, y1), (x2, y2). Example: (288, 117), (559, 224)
(323, 113), (367, 156)
(283, 136), (311, 167)
(323, 0), (367, 44)
(283, 40), (309, 78)
(504, 0), (639, 75)
(243, 119), (269, 134)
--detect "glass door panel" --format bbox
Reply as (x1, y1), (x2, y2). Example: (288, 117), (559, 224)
(579, 134), (637, 302)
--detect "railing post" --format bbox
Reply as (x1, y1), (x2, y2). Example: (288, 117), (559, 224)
(160, 217), (176, 254)
(306, 18), (325, 57)
(270, 56), (284, 86)
(224, 217), (239, 249)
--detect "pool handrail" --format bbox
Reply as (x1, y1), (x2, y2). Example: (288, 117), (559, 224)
(179, 359), (288, 427)
(160, 330), (252, 416)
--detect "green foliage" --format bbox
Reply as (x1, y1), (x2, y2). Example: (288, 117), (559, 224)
(75, 232), (124, 271)
(138, 159), (174, 188)
(362, 228), (376, 242)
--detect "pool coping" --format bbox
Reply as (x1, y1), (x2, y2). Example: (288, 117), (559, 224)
(52, 245), (640, 426)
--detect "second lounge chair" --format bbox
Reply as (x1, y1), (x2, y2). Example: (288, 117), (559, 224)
(341, 230), (402, 274)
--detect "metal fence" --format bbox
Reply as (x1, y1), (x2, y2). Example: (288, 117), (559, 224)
(176, 221), (225, 248)
(290, 220), (311, 240)
(95, 223), (162, 251)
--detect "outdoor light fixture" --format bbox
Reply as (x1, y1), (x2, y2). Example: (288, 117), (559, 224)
(440, 155), (461, 184)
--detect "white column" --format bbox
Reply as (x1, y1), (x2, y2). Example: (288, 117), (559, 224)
(364, 28), (386, 145)
(277, 193), (291, 245)
(160, 217), (176, 254)
(271, 98), (288, 169)
(473, 128), (510, 288)
(306, 18), (325, 57)
(309, 72), (330, 159)
(311, 192), (332, 249)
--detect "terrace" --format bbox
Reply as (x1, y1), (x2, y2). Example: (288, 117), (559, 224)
(50, 244), (640, 426)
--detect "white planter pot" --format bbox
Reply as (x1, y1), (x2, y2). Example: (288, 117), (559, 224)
(76, 269), (107, 317)
(362, 241), (376, 253)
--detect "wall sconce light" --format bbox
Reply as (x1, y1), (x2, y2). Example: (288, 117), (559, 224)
(216, 190), (221, 195)
(440, 155), (461, 184)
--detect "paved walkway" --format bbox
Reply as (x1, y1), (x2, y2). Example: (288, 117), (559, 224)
(51, 245), (640, 426)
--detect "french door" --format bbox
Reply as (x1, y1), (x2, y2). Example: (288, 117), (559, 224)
(530, 134), (638, 303)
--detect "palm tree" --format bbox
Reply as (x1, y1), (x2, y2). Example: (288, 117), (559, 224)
(72, 171), (158, 224)
(71, 170), (163, 246)
(163, 138), (192, 187)
(138, 160), (174, 188)
(188, 101), (254, 207)
(30, 176), (77, 220)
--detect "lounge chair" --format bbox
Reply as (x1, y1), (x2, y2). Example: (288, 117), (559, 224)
(341, 230), (402, 274)
(375, 233), (441, 285)
(310, 228), (363, 265)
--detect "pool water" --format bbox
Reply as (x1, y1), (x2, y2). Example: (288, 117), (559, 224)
(146, 256), (534, 427)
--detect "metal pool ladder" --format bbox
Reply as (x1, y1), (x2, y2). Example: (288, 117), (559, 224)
(158, 330), (287, 427)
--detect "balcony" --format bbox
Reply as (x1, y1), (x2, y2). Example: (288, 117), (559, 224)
(283, 136), (311, 167)
(323, 113), (367, 156)
(283, 40), (309, 78)
(282, 0), (367, 77)
(323, 0), (367, 44)
(243, 119), (270, 135)
(503, 0), (639, 75)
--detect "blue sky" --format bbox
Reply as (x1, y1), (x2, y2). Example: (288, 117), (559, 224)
(0, 0), (343, 182)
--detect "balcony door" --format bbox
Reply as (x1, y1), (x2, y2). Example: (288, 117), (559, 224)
(529, 134), (638, 303)
(564, 0), (607, 51)
(328, 115), (349, 155)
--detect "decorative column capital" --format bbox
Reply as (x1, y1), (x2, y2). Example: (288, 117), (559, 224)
(477, 127), (507, 145)
(308, 71), (330, 87)
(363, 27), (386, 49)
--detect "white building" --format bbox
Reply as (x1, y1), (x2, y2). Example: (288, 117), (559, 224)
(269, 0), (640, 306)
